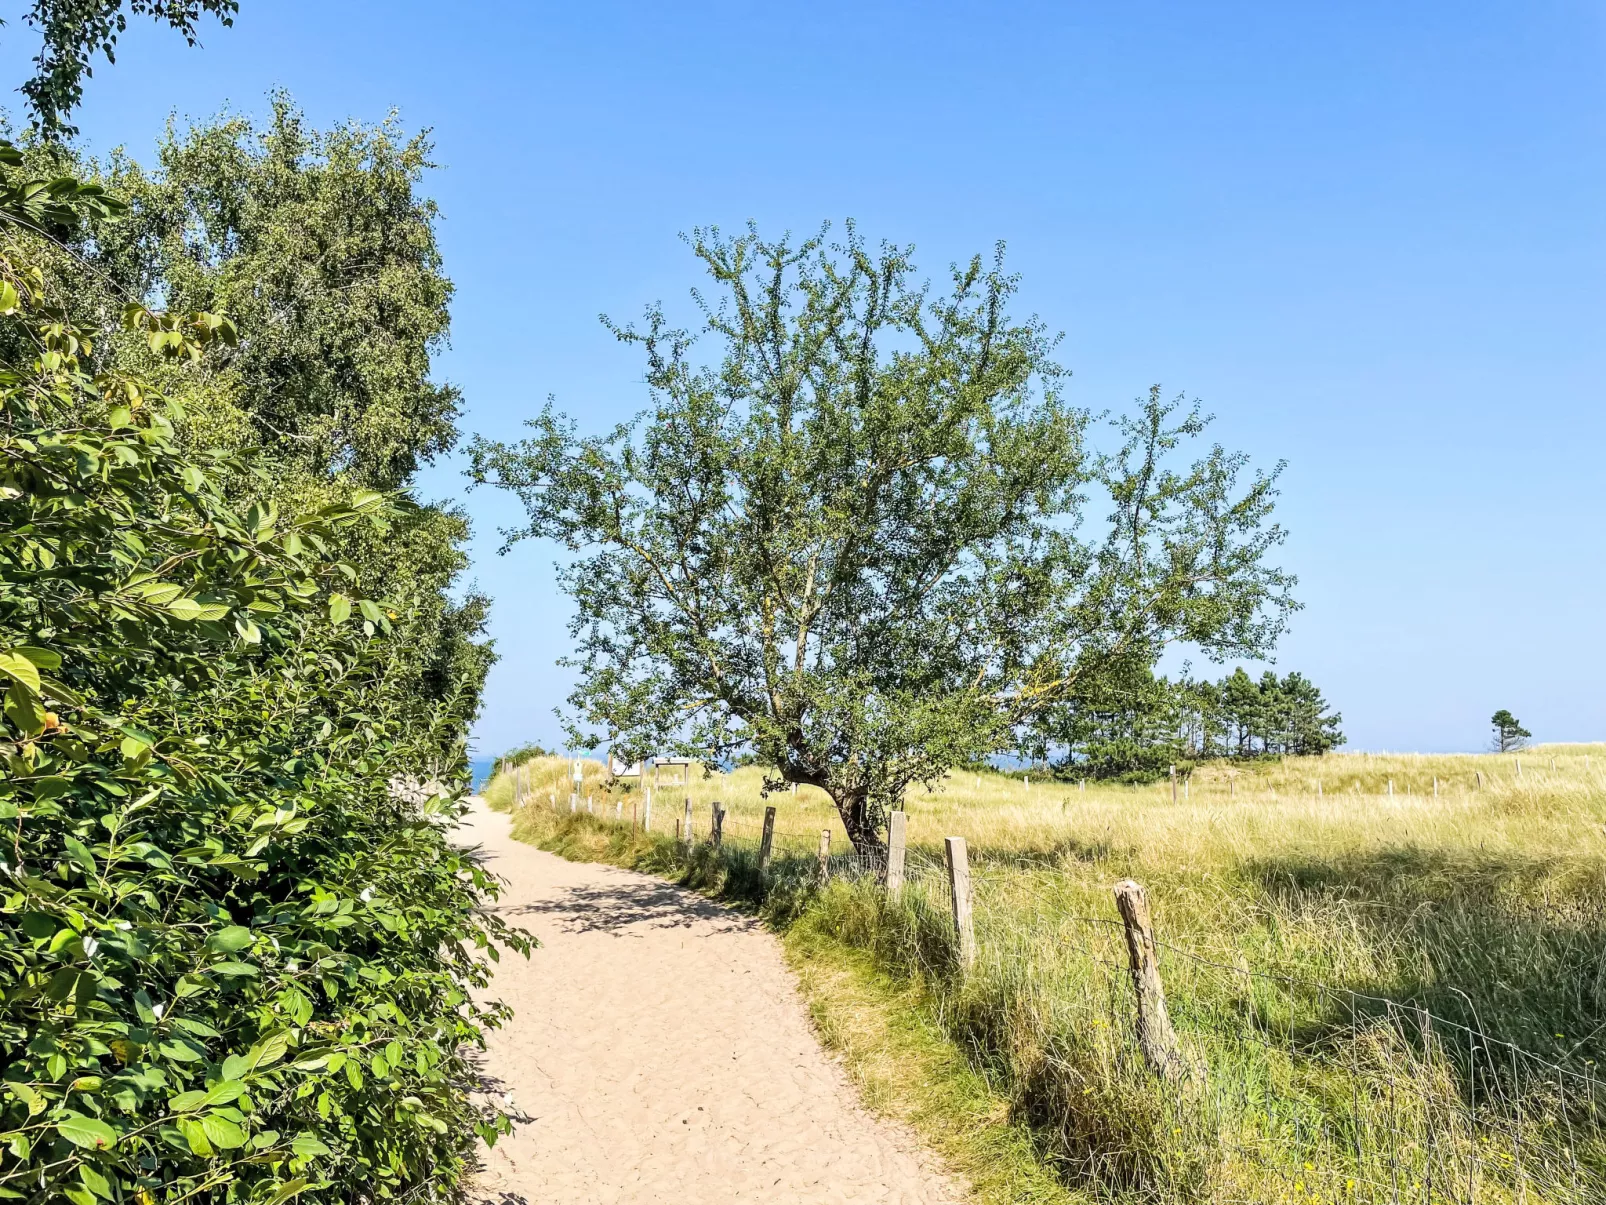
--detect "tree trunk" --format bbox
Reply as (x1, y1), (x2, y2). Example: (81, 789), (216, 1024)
(832, 790), (885, 857)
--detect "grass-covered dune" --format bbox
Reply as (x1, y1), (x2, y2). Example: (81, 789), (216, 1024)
(482, 746), (1606, 1204)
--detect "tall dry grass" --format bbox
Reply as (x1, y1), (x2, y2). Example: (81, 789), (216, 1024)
(485, 745), (1606, 1202)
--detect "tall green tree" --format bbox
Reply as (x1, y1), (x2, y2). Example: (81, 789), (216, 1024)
(19, 98), (492, 747)
(1491, 708), (1531, 753)
(471, 225), (1297, 852)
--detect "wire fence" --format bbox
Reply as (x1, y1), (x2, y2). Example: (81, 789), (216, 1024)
(523, 783), (1606, 1204)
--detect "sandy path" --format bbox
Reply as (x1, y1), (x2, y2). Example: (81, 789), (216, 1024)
(458, 799), (961, 1205)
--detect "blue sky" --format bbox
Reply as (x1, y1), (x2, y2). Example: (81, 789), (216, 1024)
(6, 1), (1603, 756)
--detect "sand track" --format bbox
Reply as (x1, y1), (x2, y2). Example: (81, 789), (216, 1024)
(459, 798), (960, 1204)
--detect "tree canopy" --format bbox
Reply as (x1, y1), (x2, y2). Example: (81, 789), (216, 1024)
(472, 224), (1297, 851)
(1491, 708), (1531, 753)
(17, 98), (491, 736)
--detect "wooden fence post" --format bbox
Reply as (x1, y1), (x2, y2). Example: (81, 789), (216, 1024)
(1113, 878), (1185, 1079)
(711, 803), (724, 848)
(816, 829), (831, 886)
(885, 810), (908, 896)
(945, 837), (976, 972)
(675, 817), (681, 842)
(758, 806), (777, 873)
(1169, 764), (1177, 803)
(643, 787), (652, 831)
(683, 800), (694, 851)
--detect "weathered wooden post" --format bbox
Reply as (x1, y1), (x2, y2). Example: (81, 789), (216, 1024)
(643, 786), (652, 831)
(683, 799), (694, 852)
(816, 829), (831, 886)
(1169, 764), (1177, 803)
(758, 806), (777, 874)
(945, 837), (976, 972)
(1516, 757), (1522, 778)
(1387, 779), (1394, 797)
(885, 810), (908, 896)
(711, 803), (724, 848)
(615, 800), (622, 821)
(631, 799), (638, 840)
(1113, 879), (1185, 1079)
(675, 817), (682, 842)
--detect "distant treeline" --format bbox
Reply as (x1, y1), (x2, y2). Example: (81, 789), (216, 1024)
(1037, 668), (1344, 782)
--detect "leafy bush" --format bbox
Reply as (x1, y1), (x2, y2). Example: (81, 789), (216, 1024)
(489, 744), (551, 780)
(0, 150), (527, 1204)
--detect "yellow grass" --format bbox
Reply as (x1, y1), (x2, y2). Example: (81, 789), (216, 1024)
(486, 744), (1606, 1203)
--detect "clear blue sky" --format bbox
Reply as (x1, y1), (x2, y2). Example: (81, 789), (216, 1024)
(7, 1), (1603, 756)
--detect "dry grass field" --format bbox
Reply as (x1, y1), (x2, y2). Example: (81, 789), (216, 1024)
(484, 745), (1606, 1203)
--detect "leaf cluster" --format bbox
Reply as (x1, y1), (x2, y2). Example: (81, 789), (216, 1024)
(0, 151), (526, 1204)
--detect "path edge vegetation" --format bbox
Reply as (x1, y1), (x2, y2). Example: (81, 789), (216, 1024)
(486, 794), (1080, 1205)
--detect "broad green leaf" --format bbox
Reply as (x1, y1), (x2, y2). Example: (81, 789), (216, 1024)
(12, 647), (60, 671)
(169, 1089), (207, 1113)
(0, 651), (40, 694)
(20, 912), (55, 940)
(55, 1112), (118, 1150)
(328, 594), (351, 625)
(77, 1163), (113, 1200)
(178, 1117), (213, 1157)
(166, 597), (204, 621)
(265, 1178), (311, 1204)
(207, 925), (253, 953)
(202, 1079), (245, 1106)
(290, 1132), (331, 1158)
(201, 1112), (247, 1149)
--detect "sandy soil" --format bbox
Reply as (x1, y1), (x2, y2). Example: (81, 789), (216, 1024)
(457, 797), (961, 1205)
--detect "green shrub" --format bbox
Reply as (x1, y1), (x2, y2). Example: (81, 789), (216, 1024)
(0, 149), (527, 1204)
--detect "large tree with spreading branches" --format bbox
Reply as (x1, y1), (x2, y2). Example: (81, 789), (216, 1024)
(470, 225), (1297, 853)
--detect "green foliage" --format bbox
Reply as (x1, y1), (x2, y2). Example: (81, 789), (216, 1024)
(489, 743), (551, 780)
(471, 224), (1296, 851)
(0, 153), (525, 1203)
(1491, 708), (1531, 753)
(16, 97), (493, 750)
(1037, 665), (1344, 781)
(15, 1), (239, 138)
